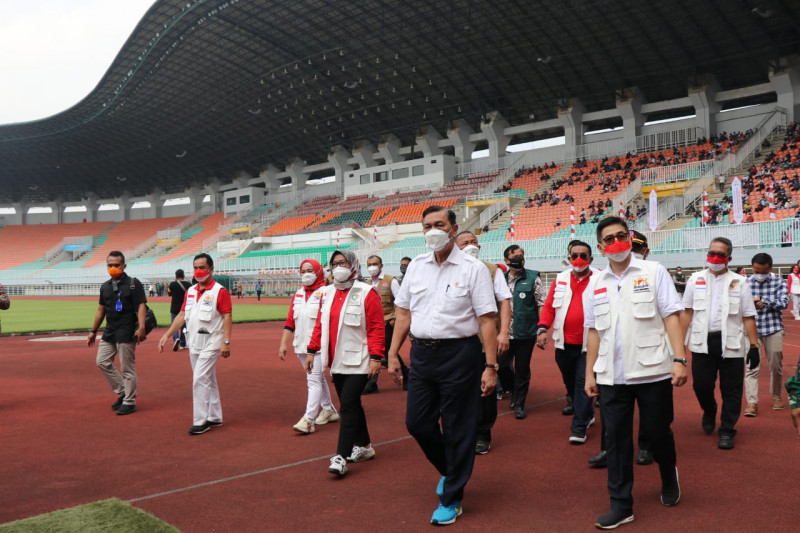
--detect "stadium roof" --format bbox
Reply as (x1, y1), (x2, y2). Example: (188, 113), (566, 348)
(1, 0), (798, 203)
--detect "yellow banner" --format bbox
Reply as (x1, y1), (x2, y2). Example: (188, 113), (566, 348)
(157, 238), (181, 246)
(641, 182), (689, 197)
(229, 225), (251, 234)
(466, 198), (500, 207)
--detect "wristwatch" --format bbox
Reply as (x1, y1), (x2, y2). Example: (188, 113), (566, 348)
(750, 343), (760, 349)
(673, 358), (688, 367)
(223, 340), (231, 345)
(484, 362), (499, 371)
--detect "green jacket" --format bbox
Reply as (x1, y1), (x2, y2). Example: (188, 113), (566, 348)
(506, 268), (540, 339)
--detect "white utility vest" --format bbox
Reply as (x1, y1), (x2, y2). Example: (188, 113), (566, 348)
(592, 260), (673, 385)
(790, 273), (800, 295)
(685, 269), (747, 358)
(184, 282), (225, 353)
(317, 280), (373, 375)
(551, 269), (592, 351)
(291, 287), (324, 354)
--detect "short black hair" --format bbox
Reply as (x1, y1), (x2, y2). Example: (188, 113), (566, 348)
(107, 250), (125, 264)
(175, 269), (185, 278)
(596, 216), (628, 243)
(422, 205), (456, 225)
(400, 256), (412, 263)
(504, 244), (523, 259)
(711, 237), (733, 256)
(568, 240), (592, 256)
(751, 252), (773, 267)
(193, 253), (214, 269)
(367, 254), (383, 264)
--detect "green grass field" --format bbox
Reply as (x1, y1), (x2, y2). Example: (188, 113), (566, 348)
(1, 299), (287, 335)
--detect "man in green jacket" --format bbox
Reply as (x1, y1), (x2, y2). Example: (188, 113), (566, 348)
(499, 245), (545, 419)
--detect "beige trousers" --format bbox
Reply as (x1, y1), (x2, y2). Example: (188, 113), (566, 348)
(745, 330), (784, 404)
(96, 339), (137, 405)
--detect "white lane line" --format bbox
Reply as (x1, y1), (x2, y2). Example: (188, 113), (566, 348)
(126, 396), (566, 504)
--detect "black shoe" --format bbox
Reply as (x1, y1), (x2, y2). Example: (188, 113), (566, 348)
(172, 338), (180, 352)
(594, 509), (634, 529)
(111, 394), (125, 411)
(514, 407), (526, 419)
(588, 450), (608, 468)
(562, 404), (575, 416)
(475, 440), (491, 455)
(189, 421), (212, 435)
(509, 401), (516, 409)
(701, 413), (715, 435)
(636, 449), (654, 465)
(207, 420), (223, 429)
(718, 434), (735, 450)
(116, 404), (136, 416)
(660, 467), (680, 507)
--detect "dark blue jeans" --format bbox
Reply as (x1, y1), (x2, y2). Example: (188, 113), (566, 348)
(171, 312), (186, 347)
(555, 344), (594, 432)
(406, 336), (483, 507)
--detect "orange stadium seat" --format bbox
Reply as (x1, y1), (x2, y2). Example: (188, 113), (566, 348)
(0, 221), (112, 270)
(84, 216), (189, 267)
(155, 212), (229, 264)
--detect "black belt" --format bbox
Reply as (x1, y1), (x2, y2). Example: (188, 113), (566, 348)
(708, 331), (722, 337)
(409, 335), (475, 349)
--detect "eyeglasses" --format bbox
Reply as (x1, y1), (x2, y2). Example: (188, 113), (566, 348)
(330, 261), (350, 268)
(707, 251), (727, 258)
(601, 231), (630, 246)
(569, 253), (589, 260)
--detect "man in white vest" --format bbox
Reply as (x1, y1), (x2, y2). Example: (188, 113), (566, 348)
(584, 216), (686, 530)
(680, 237), (759, 450)
(159, 253), (232, 435)
(788, 265), (800, 320)
(536, 239), (596, 445)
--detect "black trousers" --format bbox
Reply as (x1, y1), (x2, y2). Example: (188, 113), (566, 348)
(691, 332), (744, 437)
(498, 338), (536, 408)
(406, 336), (483, 506)
(477, 352), (497, 442)
(599, 379), (676, 514)
(332, 373), (371, 458)
(555, 345), (594, 432)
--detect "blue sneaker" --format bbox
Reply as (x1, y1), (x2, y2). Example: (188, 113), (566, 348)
(431, 502), (462, 526)
(436, 476), (445, 496)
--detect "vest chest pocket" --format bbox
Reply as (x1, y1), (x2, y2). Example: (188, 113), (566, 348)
(552, 293), (565, 309)
(307, 300), (320, 318)
(594, 302), (611, 331)
(692, 290), (707, 311)
(344, 309), (362, 326)
(198, 302), (214, 322)
(631, 290), (656, 319)
(728, 295), (740, 314)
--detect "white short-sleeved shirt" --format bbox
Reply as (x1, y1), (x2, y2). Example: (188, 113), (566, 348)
(682, 271), (757, 331)
(493, 268), (512, 301)
(584, 256), (683, 385)
(370, 272), (400, 298)
(395, 245), (498, 339)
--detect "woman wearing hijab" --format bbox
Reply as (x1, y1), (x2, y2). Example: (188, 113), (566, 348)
(305, 250), (385, 477)
(279, 259), (339, 434)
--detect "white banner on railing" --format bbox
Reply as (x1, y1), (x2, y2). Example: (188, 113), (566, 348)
(731, 177), (743, 224)
(648, 189), (658, 231)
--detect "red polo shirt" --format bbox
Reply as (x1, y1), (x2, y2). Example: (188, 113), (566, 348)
(538, 270), (593, 346)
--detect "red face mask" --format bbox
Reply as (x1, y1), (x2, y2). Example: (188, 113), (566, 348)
(706, 254), (728, 265)
(603, 240), (632, 254)
(571, 257), (589, 269)
(194, 268), (211, 282)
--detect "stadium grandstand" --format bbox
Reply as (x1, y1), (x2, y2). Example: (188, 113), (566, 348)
(2, 0), (800, 297)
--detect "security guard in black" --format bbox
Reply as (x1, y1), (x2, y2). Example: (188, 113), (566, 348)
(99, 273), (147, 343)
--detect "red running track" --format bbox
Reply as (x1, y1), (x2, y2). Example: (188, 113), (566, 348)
(1, 317), (798, 532)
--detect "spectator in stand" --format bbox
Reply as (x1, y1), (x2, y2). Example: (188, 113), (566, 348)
(788, 265), (800, 321)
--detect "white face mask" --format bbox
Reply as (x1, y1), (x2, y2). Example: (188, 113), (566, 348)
(367, 265), (380, 277)
(572, 264), (589, 273)
(605, 249), (631, 263)
(707, 262), (727, 273)
(753, 273), (769, 282)
(462, 244), (480, 259)
(632, 252), (645, 260)
(332, 266), (352, 283)
(424, 228), (451, 252)
(301, 272), (317, 286)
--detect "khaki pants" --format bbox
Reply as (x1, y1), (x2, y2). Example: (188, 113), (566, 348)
(96, 339), (137, 405)
(745, 330), (784, 404)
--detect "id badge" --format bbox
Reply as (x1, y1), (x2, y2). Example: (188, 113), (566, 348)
(115, 300), (123, 312)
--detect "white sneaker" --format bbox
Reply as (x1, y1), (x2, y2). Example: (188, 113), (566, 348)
(794, 316), (800, 321)
(348, 445), (376, 463)
(587, 417), (596, 429)
(314, 409), (340, 425)
(292, 416), (315, 434)
(328, 455), (347, 476)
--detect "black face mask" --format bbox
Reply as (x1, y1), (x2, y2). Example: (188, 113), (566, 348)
(507, 258), (524, 270)
(399, 265), (407, 275)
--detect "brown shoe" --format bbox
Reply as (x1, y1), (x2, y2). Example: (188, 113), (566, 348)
(744, 403), (758, 417)
(772, 396), (786, 410)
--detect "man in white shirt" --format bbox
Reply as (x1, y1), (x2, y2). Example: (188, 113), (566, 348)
(680, 237), (759, 450)
(584, 217), (687, 530)
(388, 206), (498, 526)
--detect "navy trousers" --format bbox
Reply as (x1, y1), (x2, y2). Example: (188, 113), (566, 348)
(406, 336), (483, 506)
